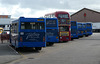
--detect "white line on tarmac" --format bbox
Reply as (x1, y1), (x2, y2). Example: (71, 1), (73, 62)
(7, 45), (19, 54)
(7, 45), (27, 64)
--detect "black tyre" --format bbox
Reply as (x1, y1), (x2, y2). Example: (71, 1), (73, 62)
(15, 47), (19, 51)
(71, 38), (74, 41)
(85, 35), (89, 37)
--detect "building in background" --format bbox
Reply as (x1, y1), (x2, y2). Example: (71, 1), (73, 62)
(0, 15), (11, 31)
(71, 8), (100, 22)
(71, 8), (100, 32)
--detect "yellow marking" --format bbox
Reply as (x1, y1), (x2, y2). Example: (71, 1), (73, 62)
(18, 51), (27, 58)
(37, 19), (44, 21)
(7, 51), (27, 64)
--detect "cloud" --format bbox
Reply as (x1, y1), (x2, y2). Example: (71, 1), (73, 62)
(0, 4), (34, 18)
(0, 0), (19, 5)
(0, 0), (100, 10)
(0, 0), (70, 10)
(0, 0), (100, 18)
(67, 0), (100, 9)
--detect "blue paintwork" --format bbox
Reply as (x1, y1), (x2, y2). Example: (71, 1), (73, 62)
(71, 21), (78, 39)
(10, 17), (46, 48)
(82, 23), (87, 35)
(46, 18), (59, 43)
(77, 23), (83, 37)
(86, 23), (92, 36)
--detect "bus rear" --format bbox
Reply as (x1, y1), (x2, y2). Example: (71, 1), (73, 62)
(78, 23), (83, 37)
(86, 23), (92, 36)
(56, 11), (71, 41)
(44, 11), (71, 42)
(82, 23), (87, 36)
(71, 21), (78, 39)
(11, 17), (46, 50)
(46, 18), (59, 45)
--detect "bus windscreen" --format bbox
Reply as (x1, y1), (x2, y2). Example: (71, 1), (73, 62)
(78, 24), (82, 28)
(71, 22), (76, 26)
(60, 19), (66, 24)
(21, 22), (45, 30)
(83, 24), (86, 28)
(58, 14), (68, 18)
(60, 26), (69, 31)
(87, 24), (91, 27)
(46, 19), (57, 27)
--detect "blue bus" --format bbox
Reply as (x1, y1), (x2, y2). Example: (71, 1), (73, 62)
(71, 21), (78, 40)
(86, 23), (92, 36)
(46, 18), (59, 46)
(78, 23), (83, 37)
(10, 17), (46, 50)
(82, 23), (87, 36)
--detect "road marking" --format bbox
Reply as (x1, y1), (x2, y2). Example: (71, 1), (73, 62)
(17, 51), (27, 59)
(7, 45), (27, 64)
(7, 56), (27, 64)
(8, 45), (18, 54)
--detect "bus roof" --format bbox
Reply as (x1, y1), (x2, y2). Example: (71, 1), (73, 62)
(71, 21), (77, 22)
(46, 18), (57, 20)
(12, 17), (45, 23)
(77, 22), (82, 24)
(45, 11), (69, 16)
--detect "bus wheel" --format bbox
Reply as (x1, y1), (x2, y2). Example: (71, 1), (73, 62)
(46, 42), (49, 46)
(71, 38), (74, 41)
(85, 35), (88, 37)
(15, 47), (19, 51)
(77, 37), (79, 39)
(35, 47), (42, 51)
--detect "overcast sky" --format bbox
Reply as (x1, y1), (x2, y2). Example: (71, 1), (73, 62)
(0, 0), (100, 18)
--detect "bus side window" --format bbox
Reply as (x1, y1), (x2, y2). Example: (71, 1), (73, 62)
(52, 14), (55, 18)
(11, 24), (14, 33)
(14, 23), (18, 33)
